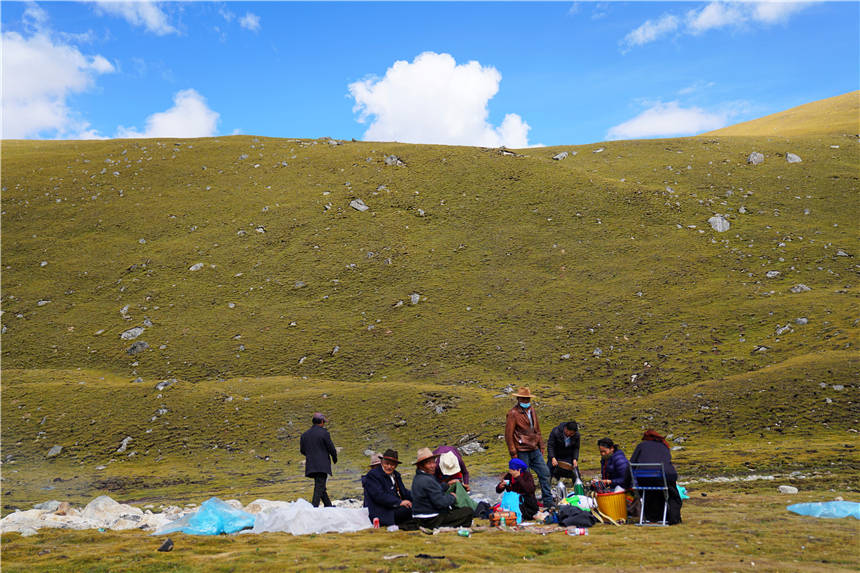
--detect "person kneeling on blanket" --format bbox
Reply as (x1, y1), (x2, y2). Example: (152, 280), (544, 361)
(410, 448), (473, 529)
(496, 458), (539, 521)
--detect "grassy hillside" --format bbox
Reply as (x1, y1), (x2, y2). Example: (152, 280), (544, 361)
(704, 91), (860, 137)
(1, 93), (859, 516)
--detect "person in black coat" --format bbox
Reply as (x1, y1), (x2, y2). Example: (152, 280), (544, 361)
(362, 449), (416, 529)
(547, 421), (580, 482)
(630, 429), (682, 524)
(299, 412), (338, 507)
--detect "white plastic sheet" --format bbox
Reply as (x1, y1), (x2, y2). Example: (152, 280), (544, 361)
(248, 498), (372, 535)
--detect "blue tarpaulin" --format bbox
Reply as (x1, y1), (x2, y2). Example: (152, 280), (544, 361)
(787, 501), (860, 519)
(155, 497), (256, 535)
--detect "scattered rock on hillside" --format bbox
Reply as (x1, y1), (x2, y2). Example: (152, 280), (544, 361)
(410, 293), (420, 305)
(790, 284), (811, 293)
(189, 263), (205, 272)
(155, 378), (176, 391)
(786, 153), (802, 163)
(126, 341), (149, 355)
(120, 327), (144, 340)
(383, 155), (405, 166)
(778, 485), (798, 494)
(131, 377), (143, 383)
(46, 445), (63, 458)
(552, 152), (569, 161)
(460, 441), (486, 455)
(795, 317), (808, 325)
(294, 281), (307, 289)
(766, 270), (781, 279)
(116, 437), (132, 454)
(593, 147), (605, 153)
(747, 152), (765, 165)
(775, 324), (792, 336)
(593, 348), (602, 356)
(349, 199), (369, 212)
(836, 249), (851, 257)
(708, 215), (730, 232)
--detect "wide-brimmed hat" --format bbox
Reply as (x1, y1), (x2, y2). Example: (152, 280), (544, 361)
(369, 452), (382, 466)
(438, 451), (461, 476)
(381, 449), (401, 465)
(512, 387), (534, 398)
(412, 447), (438, 465)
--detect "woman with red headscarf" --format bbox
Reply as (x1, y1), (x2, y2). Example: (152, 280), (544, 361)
(630, 429), (682, 524)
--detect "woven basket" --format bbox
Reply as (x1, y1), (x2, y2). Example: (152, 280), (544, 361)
(596, 491), (627, 522)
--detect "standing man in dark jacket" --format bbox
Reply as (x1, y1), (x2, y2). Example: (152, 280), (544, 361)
(504, 387), (553, 508)
(547, 421), (580, 483)
(300, 412), (337, 507)
(410, 448), (473, 529)
(362, 449), (416, 528)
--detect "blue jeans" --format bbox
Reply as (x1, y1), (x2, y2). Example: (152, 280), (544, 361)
(517, 450), (553, 507)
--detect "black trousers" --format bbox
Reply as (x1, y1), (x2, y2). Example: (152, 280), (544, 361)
(416, 506), (473, 529)
(309, 472), (332, 507)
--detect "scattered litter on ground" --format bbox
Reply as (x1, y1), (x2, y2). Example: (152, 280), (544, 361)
(787, 501), (860, 519)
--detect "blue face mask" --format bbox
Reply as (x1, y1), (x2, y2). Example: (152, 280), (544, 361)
(519, 402), (531, 409)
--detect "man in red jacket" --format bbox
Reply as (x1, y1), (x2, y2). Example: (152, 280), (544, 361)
(504, 387), (553, 508)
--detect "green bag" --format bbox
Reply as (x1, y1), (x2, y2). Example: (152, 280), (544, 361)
(447, 481), (478, 510)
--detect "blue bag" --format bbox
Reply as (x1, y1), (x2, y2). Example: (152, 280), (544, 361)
(500, 491), (523, 524)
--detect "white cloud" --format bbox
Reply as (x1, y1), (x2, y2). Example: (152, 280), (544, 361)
(94, 1), (176, 36)
(1, 29), (114, 138)
(622, 14), (679, 50)
(239, 12), (261, 32)
(606, 101), (730, 140)
(751, 1), (811, 24)
(622, 1), (813, 50)
(348, 52), (531, 148)
(116, 89), (219, 138)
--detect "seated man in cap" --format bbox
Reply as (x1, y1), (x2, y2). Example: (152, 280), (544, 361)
(410, 448), (473, 529)
(362, 449), (416, 529)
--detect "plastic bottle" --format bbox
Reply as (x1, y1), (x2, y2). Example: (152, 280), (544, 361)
(457, 528), (471, 537)
(500, 515), (506, 528)
(567, 527), (589, 536)
(573, 468), (586, 496)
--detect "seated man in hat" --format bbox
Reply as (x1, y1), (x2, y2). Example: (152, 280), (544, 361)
(547, 421), (580, 485)
(410, 447), (474, 529)
(362, 449), (416, 529)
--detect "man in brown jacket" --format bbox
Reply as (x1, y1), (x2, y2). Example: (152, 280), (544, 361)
(504, 387), (553, 508)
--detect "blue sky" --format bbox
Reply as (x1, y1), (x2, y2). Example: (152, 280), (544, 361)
(2, 1), (858, 146)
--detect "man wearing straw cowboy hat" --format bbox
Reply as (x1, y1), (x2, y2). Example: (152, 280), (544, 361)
(504, 387), (554, 508)
(410, 447), (474, 529)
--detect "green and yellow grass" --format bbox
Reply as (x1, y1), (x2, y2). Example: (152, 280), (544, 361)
(2, 487), (858, 572)
(705, 91), (860, 137)
(1, 92), (859, 570)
